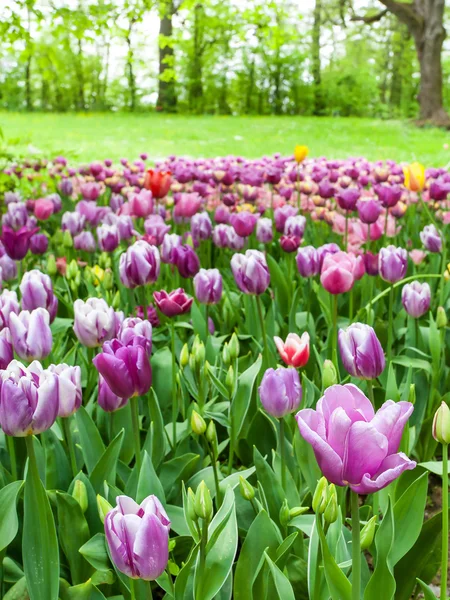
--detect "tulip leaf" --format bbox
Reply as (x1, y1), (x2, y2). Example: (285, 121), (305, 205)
(392, 355), (432, 374)
(385, 361), (400, 402)
(234, 509), (281, 600)
(89, 429), (124, 493)
(0, 480), (23, 552)
(266, 253), (290, 316)
(65, 581), (108, 599)
(231, 355), (262, 441)
(79, 534), (110, 571)
(144, 387), (166, 469)
(152, 347), (174, 414)
(159, 453), (200, 502)
(23, 440), (60, 600)
(207, 364), (230, 400)
(136, 450), (166, 503)
(364, 497), (395, 600)
(71, 472), (104, 535)
(316, 516), (352, 600)
(75, 406), (105, 473)
(391, 472), (428, 565)
(174, 544), (198, 600)
(264, 551), (296, 600)
(56, 492), (92, 584)
(416, 578), (439, 600)
(43, 428), (72, 491)
(419, 460), (450, 476)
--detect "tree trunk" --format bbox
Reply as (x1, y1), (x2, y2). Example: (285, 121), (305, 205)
(25, 56), (32, 111)
(77, 38), (85, 110)
(312, 0), (324, 115)
(126, 24), (136, 111)
(157, 1), (177, 112)
(245, 59), (255, 114)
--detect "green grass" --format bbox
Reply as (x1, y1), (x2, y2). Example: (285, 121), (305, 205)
(1, 112), (450, 165)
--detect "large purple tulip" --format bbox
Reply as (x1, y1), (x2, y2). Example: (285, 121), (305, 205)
(20, 269), (58, 323)
(48, 363), (82, 418)
(119, 317), (153, 357)
(259, 367), (302, 418)
(173, 245), (200, 279)
(0, 360), (59, 436)
(153, 289), (193, 317)
(161, 234), (182, 264)
(119, 240), (160, 288)
(296, 246), (320, 277)
(9, 308), (53, 362)
(97, 223), (120, 252)
(191, 212), (212, 241)
(338, 323), (385, 379)
(93, 340), (152, 399)
(1, 226), (39, 260)
(256, 218), (273, 243)
(104, 494), (170, 580)
(379, 245), (408, 283)
(62, 211), (86, 236)
(98, 375), (129, 412)
(229, 211), (258, 238)
(231, 249), (270, 295)
(296, 384), (416, 493)
(73, 298), (121, 348)
(193, 268), (223, 304)
(144, 215), (171, 245)
(401, 281), (431, 318)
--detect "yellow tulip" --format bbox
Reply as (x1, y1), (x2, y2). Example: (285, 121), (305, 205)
(403, 162), (425, 192)
(236, 203), (256, 213)
(294, 145), (309, 163)
(92, 265), (105, 286)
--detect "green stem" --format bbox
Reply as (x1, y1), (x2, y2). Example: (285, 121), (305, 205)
(351, 491), (361, 600)
(130, 397), (142, 472)
(387, 285), (394, 365)
(170, 320), (178, 448)
(344, 212), (349, 250)
(349, 288), (354, 322)
(210, 446), (222, 507)
(367, 380), (374, 405)
(63, 416), (78, 478)
(439, 241), (448, 308)
(129, 578), (137, 600)
(280, 417), (286, 490)
(227, 404), (235, 476)
(441, 443), (448, 600)
(109, 411), (115, 444)
(25, 435), (39, 482)
(6, 435), (17, 480)
(332, 294), (338, 372)
(306, 279), (311, 331)
(196, 518), (209, 599)
(384, 210), (389, 240)
(205, 304), (209, 344)
(256, 295), (269, 367)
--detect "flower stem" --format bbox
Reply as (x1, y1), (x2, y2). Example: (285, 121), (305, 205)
(227, 405), (235, 476)
(387, 284), (394, 365)
(441, 443), (448, 600)
(196, 518), (209, 599)
(62, 416), (78, 478)
(367, 379), (374, 405)
(130, 397), (142, 472)
(170, 320), (178, 448)
(344, 212), (349, 250)
(439, 241), (448, 308)
(332, 294), (338, 372)
(129, 578), (137, 600)
(25, 435), (39, 481)
(256, 295), (269, 367)
(205, 304), (209, 343)
(351, 491), (361, 600)
(280, 417), (286, 490)
(6, 436), (17, 480)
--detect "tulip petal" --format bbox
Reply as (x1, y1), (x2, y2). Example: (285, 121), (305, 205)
(371, 400), (414, 454)
(0, 379), (33, 436)
(133, 512), (169, 580)
(93, 353), (132, 399)
(353, 453), (417, 494)
(327, 407), (353, 460)
(343, 421), (388, 484)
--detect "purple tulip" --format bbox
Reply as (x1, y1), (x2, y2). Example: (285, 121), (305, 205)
(0, 290), (20, 329)
(117, 216), (135, 240)
(317, 243), (340, 269)
(0, 360), (59, 436)
(0, 328), (13, 368)
(104, 494), (170, 580)
(336, 188), (360, 211)
(259, 367), (302, 418)
(9, 308), (52, 362)
(318, 180), (335, 199)
(284, 215), (306, 238)
(80, 181), (101, 201)
(144, 215), (170, 245)
(46, 363), (82, 418)
(93, 340), (152, 399)
(375, 184), (402, 208)
(20, 270), (58, 323)
(59, 178), (73, 196)
(193, 268), (223, 304)
(401, 281), (431, 318)
(231, 250), (270, 295)
(110, 193), (124, 212)
(379, 245), (408, 283)
(98, 375), (129, 412)
(229, 211), (258, 237)
(296, 383), (416, 493)
(214, 205), (230, 224)
(119, 241), (160, 288)
(280, 235), (301, 253)
(256, 218), (273, 243)
(357, 198), (382, 224)
(74, 298), (119, 348)
(161, 234), (182, 264)
(363, 251), (379, 276)
(62, 212), (86, 236)
(30, 233), (49, 255)
(119, 317), (153, 357)
(429, 180), (450, 201)
(296, 246), (320, 277)
(338, 323), (385, 379)
(274, 205), (298, 233)
(1, 226), (39, 260)
(97, 224), (120, 252)
(173, 245), (200, 279)
(420, 224), (442, 253)
(2, 202), (28, 230)
(74, 231), (96, 252)
(191, 212), (212, 241)
(0, 253), (17, 281)
(153, 289), (193, 317)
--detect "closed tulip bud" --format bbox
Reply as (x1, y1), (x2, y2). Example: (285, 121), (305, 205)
(229, 332), (240, 360)
(72, 480), (88, 513)
(279, 499), (290, 527)
(112, 290), (121, 310)
(322, 359), (338, 389)
(222, 342), (231, 366)
(97, 494), (113, 524)
(360, 516), (377, 550)
(66, 259), (79, 280)
(408, 383), (416, 405)
(180, 343), (189, 368)
(99, 252), (112, 270)
(195, 481), (213, 521)
(47, 254), (57, 276)
(194, 340), (205, 369)
(103, 269), (114, 290)
(324, 485), (338, 524)
(312, 477), (328, 514)
(226, 365), (234, 395)
(189, 353), (196, 373)
(289, 506), (309, 518)
(437, 306), (448, 329)
(63, 230), (73, 248)
(191, 410), (206, 435)
(239, 476), (255, 501)
(187, 487), (197, 522)
(432, 402), (450, 444)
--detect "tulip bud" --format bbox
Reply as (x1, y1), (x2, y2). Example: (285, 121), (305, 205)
(279, 499), (290, 528)
(206, 420), (218, 454)
(437, 306), (448, 329)
(229, 333), (240, 360)
(194, 340), (205, 369)
(239, 476), (255, 501)
(53, 230), (64, 246)
(103, 269), (114, 290)
(191, 410), (206, 435)
(194, 481), (213, 521)
(63, 230), (73, 248)
(322, 360), (338, 390)
(225, 365), (234, 395)
(360, 516), (377, 550)
(99, 252), (112, 269)
(432, 402), (450, 444)
(180, 343), (189, 368)
(189, 353), (196, 373)
(408, 383), (416, 405)
(187, 487), (197, 522)
(72, 480), (88, 513)
(97, 494), (113, 524)
(47, 254), (57, 276)
(66, 259), (79, 281)
(312, 477), (328, 514)
(323, 484), (338, 525)
(289, 506), (309, 519)
(222, 342), (231, 366)
(112, 290), (121, 310)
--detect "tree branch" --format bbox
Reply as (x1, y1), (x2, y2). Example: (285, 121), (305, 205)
(350, 8), (388, 24)
(376, 0), (422, 32)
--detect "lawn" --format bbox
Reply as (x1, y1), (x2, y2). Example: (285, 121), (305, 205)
(2, 111), (450, 165)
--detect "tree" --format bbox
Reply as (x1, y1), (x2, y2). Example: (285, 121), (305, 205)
(157, 0), (180, 112)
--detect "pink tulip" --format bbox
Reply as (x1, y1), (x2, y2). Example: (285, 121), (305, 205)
(34, 198), (54, 221)
(274, 332), (310, 368)
(320, 251), (355, 294)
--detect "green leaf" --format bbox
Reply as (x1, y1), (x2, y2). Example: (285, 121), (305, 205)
(159, 453), (200, 501)
(416, 578), (439, 600)
(79, 534), (110, 572)
(316, 516), (352, 600)
(364, 497), (395, 600)
(0, 480), (23, 552)
(392, 356), (432, 374)
(75, 406), (105, 473)
(23, 441), (60, 600)
(136, 450), (166, 503)
(231, 355), (262, 440)
(385, 362), (400, 402)
(267, 253), (290, 315)
(207, 364), (230, 400)
(419, 460), (450, 476)
(264, 551), (296, 600)
(253, 446), (285, 527)
(56, 492), (92, 584)
(145, 388), (166, 469)
(89, 429), (124, 493)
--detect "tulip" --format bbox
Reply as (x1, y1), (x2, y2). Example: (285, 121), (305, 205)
(379, 245), (408, 283)
(73, 298), (118, 348)
(363, 251), (379, 276)
(256, 218), (273, 243)
(375, 184), (402, 208)
(294, 145), (308, 163)
(93, 340), (152, 399)
(0, 328), (13, 369)
(97, 224), (120, 252)
(9, 308), (52, 361)
(128, 189), (153, 218)
(174, 193), (202, 219)
(119, 241), (160, 288)
(20, 269), (58, 323)
(274, 205), (298, 233)
(320, 251), (355, 294)
(161, 233), (182, 264)
(2, 202), (28, 230)
(284, 215), (306, 238)
(338, 323), (385, 379)
(296, 383), (416, 493)
(429, 180), (450, 201)
(153, 288), (193, 317)
(34, 198), (54, 220)
(229, 211), (258, 237)
(336, 188), (360, 211)
(62, 212), (86, 236)
(173, 245), (200, 279)
(144, 215), (171, 245)
(30, 233), (49, 255)
(357, 198), (382, 224)
(0, 290), (20, 329)
(193, 268), (223, 304)
(0, 254), (17, 281)
(136, 304), (160, 328)
(317, 243), (340, 269)
(258, 367), (302, 418)
(144, 169), (172, 199)
(119, 317), (153, 357)
(403, 162), (425, 192)
(280, 235), (301, 253)
(274, 332), (310, 368)
(1, 226), (39, 260)
(401, 281), (431, 318)
(420, 224), (442, 253)
(46, 363), (82, 418)
(98, 375), (129, 412)
(0, 360), (59, 436)
(231, 250), (270, 295)
(74, 231), (96, 252)
(296, 246), (320, 277)
(433, 402), (450, 445)
(80, 182), (101, 201)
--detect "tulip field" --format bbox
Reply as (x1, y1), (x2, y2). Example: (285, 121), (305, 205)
(0, 149), (449, 600)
